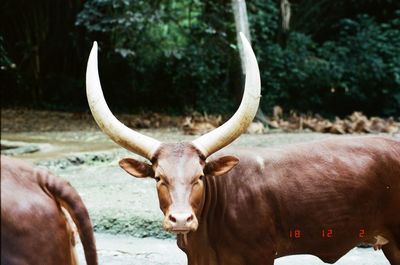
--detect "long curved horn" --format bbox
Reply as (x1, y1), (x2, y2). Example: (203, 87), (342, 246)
(192, 33), (261, 157)
(86, 42), (161, 159)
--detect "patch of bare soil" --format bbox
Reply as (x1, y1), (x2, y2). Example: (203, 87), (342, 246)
(76, 234), (389, 265)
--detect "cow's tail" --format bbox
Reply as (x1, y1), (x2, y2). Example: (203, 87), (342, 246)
(38, 171), (98, 265)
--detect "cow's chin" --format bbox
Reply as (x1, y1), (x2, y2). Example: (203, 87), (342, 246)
(171, 229), (191, 235)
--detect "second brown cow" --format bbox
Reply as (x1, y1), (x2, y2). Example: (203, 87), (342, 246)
(1, 156), (98, 265)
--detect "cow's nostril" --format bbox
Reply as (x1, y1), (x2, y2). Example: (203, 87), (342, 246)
(169, 215), (177, 223)
(187, 214), (194, 222)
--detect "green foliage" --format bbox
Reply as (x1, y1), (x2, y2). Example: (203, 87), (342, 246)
(1, 0), (399, 117)
(75, 0), (237, 113)
(322, 14), (400, 115)
(254, 12), (400, 116)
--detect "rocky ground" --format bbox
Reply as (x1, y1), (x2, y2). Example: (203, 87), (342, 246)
(1, 108), (394, 264)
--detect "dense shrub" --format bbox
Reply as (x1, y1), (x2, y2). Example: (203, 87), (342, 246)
(254, 13), (400, 116)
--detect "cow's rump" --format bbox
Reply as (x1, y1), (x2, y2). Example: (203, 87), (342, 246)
(0, 156), (98, 265)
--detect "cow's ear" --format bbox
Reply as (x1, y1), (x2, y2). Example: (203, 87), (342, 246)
(119, 158), (154, 178)
(204, 156), (239, 177)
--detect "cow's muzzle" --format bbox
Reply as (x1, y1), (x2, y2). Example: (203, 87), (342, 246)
(163, 212), (198, 233)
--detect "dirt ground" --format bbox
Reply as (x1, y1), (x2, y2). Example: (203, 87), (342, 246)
(1, 108), (394, 264)
(75, 233), (389, 265)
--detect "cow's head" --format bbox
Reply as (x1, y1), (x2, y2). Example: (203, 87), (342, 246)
(86, 33), (260, 234)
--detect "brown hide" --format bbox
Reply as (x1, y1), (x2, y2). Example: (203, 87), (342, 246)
(1, 156), (98, 265)
(177, 136), (400, 265)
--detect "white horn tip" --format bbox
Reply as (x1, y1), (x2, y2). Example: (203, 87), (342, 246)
(88, 41), (98, 62)
(89, 42), (98, 57)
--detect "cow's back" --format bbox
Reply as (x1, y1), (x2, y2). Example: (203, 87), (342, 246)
(1, 157), (75, 265)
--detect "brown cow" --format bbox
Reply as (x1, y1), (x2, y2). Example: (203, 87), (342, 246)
(86, 33), (400, 264)
(1, 156), (98, 265)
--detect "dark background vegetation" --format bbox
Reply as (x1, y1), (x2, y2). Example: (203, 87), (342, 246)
(1, 0), (399, 117)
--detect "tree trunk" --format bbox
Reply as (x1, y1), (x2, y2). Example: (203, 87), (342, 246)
(231, 0), (267, 125)
(231, 0), (250, 75)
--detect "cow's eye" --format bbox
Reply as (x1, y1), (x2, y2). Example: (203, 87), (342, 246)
(154, 176), (161, 182)
(199, 175), (204, 181)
